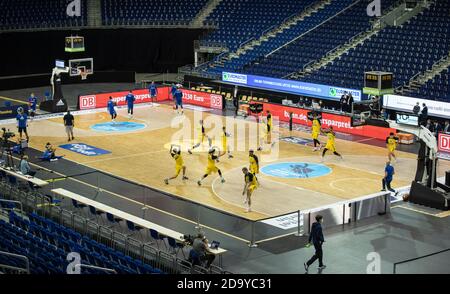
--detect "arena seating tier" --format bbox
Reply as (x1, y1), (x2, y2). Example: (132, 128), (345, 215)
(0, 212), (164, 274)
(0, 0), (87, 30)
(301, 0), (450, 94)
(201, 0), (318, 51)
(102, 0), (209, 25)
(244, 0), (398, 78)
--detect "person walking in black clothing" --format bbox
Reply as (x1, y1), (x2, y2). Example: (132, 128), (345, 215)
(63, 111), (75, 141)
(304, 215), (326, 272)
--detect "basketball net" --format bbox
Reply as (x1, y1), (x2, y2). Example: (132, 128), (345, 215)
(79, 69), (88, 80)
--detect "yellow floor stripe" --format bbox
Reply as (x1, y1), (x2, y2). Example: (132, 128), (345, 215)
(0, 96), (27, 105)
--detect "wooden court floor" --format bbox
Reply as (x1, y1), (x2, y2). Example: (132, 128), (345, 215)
(6, 104), (450, 220)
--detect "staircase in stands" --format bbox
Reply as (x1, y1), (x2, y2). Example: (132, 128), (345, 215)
(190, 0), (223, 28)
(211, 0), (331, 68)
(399, 51), (450, 96)
(87, 0), (102, 27)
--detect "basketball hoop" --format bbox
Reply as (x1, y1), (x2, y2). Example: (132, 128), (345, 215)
(80, 70), (88, 80)
(78, 66), (87, 80)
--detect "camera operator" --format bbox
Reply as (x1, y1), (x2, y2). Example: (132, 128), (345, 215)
(192, 233), (215, 268)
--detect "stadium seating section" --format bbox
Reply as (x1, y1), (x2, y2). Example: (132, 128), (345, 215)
(408, 66), (450, 101)
(301, 0), (450, 98)
(0, 212), (164, 274)
(0, 0), (87, 30)
(200, 0), (317, 51)
(243, 0), (397, 78)
(205, 0), (355, 76)
(102, 0), (208, 25)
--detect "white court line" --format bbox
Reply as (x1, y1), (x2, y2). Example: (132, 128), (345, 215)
(81, 149), (168, 165)
(329, 178), (380, 193)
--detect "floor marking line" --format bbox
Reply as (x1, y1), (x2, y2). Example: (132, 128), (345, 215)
(81, 150), (168, 165)
(392, 205), (442, 217)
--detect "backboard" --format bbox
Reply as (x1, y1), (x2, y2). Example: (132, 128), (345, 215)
(69, 58), (94, 77)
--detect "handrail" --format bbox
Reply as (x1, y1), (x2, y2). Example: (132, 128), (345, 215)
(239, 37), (255, 49)
(266, 0), (362, 58)
(0, 251), (30, 274)
(75, 264), (117, 274)
(261, 25), (277, 37)
(0, 199), (24, 215)
(393, 248), (450, 274)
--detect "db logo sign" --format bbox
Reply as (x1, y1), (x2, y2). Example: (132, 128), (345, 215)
(80, 95), (96, 109)
(210, 94), (223, 109)
(439, 133), (450, 153)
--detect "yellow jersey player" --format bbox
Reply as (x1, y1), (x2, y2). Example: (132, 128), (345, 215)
(242, 167), (258, 213)
(321, 126), (342, 161)
(221, 126), (233, 159)
(164, 146), (188, 184)
(311, 114), (323, 151)
(188, 120), (211, 154)
(386, 132), (399, 162)
(249, 149), (260, 180)
(197, 148), (225, 186)
(258, 111), (275, 151)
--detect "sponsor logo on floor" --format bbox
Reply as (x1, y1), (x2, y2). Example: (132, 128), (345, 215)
(260, 213), (304, 230)
(59, 143), (111, 156)
(280, 136), (314, 146)
(261, 162), (332, 179)
(90, 121), (147, 132)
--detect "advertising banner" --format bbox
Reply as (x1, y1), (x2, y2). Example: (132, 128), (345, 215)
(79, 87), (170, 110)
(438, 133), (450, 154)
(383, 94), (450, 119)
(181, 89), (223, 110)
(222, 72), (362, 101)
(256, 102), (395, 140)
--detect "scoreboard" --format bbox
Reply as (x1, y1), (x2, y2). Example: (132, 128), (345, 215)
(363, 71), (394, 95)
(65, 36), (85, 52)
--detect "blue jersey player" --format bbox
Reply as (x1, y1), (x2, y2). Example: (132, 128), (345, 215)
(149, 81), (158, 106)
(174, 86), (184, 115)
(28, 93), (38, 120)
(125, 91), (135, 118)
(107, 97), (117, 122)
(171, 84), (177, 100)
(16, 107), (29, 141)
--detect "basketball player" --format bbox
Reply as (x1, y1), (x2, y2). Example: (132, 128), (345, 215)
(321, 126), (342, 161)
(188, 120), (211, 154)
(107, 97), (117, 122)
(258, 111), (274, 151)
(311, 113), (323, 151)
(386, 132), (399, 162)
(220, 126), (233, 159)
(149, 81), (158, 106)
(28, 93), (38, 121)
(16, 107), (29, 141)
(173, 86), (184, 115)
(249, 149), (260, 184)
(242, 167), (258, 213)
(197, 148), (225, 186)
(125, 91), (135, 118)
(164, 146), (188, 184)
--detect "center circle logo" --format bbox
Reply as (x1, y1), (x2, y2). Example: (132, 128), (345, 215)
(91, 122), (147, 133)
(261, 162), (332, 179)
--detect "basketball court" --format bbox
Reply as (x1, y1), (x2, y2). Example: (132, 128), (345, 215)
(3, 102), (449, 221)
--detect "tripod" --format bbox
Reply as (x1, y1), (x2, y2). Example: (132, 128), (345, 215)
(0, 143), (15, 170)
